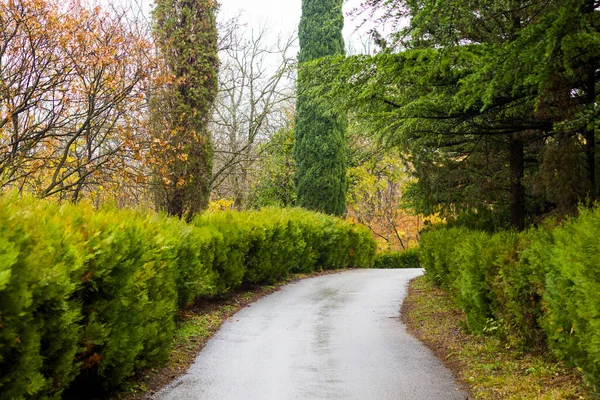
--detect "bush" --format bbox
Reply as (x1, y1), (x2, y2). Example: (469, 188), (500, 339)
(452, 231), (517, 334)
(374, 248), (420, 269)
(0, 195), (376, 399)
(419, 208), (600, 392)
(493, 229), (546, 349)
(540, 209), (600, 390)
(0, 194), (84, 400)
(419, 227), (468, 289)
(67, 206), (179, 389)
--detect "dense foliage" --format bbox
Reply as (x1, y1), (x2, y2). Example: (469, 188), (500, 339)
(373, 249), (420, 268)
(151, 0), (219, 220)
(294, 0), (348, 216)
(0, 0), (153, 203)
(248, 126), (297, 208)
(419, 208), (600, 391)
(0, 194), (375, 399)
(308, 0), (599, 230)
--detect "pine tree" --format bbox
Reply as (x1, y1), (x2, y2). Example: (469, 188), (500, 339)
(151, 0), (218, 221)
(294, 0), (347, 216)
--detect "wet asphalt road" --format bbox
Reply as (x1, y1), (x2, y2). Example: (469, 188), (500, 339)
(154, 269), (467, 400)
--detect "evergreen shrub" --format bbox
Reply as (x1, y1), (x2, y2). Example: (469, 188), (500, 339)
(0, 195), (376, 399)
(418, 227), (468, 289)
(0, 194), (84, 400)
(539, 209), (600, 390)
(373, 249), (420, 269)
(59, 205), (179, 390)
(419, 208), (600, 391)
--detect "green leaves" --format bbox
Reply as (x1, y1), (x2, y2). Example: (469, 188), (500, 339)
(0, 194), (376, 398)
(295, 0), (348, 216)
(151, 0), (219, 220)
(374, 249), (420, 268)
(309, 0), (599, 228)
(420, 207), (600, 392)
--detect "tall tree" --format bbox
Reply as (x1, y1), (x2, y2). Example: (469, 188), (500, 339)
(294, 0), (347, 216)
(308, 0), (599, 229)
(151, 0), (218, 220)
(0, 0), (153, 203)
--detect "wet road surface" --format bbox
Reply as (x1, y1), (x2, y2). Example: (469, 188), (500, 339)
(154, 269), (467, 400)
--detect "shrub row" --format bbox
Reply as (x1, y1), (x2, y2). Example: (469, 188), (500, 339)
(373, 248), (420, 269)
(0, 195), (376, 399)
(419, 208), (600, 391)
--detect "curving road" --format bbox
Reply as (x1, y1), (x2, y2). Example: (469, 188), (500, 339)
(154, 269), (467, 400)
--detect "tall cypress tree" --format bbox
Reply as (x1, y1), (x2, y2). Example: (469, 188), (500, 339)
(294, 0), (347, 216)
(151, 0), (218, 221)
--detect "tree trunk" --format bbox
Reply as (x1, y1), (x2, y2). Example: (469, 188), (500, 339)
(509, 134), (525, 231)
(167, 188), (184, 219)
(585, 63), (596, 203)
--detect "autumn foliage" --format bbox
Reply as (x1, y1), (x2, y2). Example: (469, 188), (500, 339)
(0, 0), (155, 204)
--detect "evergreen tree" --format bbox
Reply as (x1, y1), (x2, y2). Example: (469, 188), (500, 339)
(294, 0), (347, 216)
(151, 0), (218, 221)
(307, 0), (599, 229)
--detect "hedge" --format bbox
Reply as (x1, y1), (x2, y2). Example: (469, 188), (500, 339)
(0, 194), (376, 399)
(419, 207), (600, 392)
(373, 248), (420, 269)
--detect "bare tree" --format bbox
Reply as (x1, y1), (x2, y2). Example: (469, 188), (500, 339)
(210, 23), (296, 209)
(0, 0), (154, 203)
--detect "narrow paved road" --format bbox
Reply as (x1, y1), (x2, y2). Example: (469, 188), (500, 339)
(154, 269), (467, 400)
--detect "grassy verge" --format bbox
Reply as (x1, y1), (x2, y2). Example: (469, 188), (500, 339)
(401, 276), (590, 399)
(107, 269), (347, 399)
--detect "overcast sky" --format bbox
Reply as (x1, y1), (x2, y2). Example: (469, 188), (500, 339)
(217, 0), (377, 54)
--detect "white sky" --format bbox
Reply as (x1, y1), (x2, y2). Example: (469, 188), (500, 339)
(121, 0), (378, 54)
(217, 0), (377, 54)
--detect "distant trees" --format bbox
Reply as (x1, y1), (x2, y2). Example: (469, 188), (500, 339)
(248, 123), (296, 208)
(306, 0), (599, 230)
(294, 0), (347, 216)
(346, 133), (421, 250)
(210, 24), (296, 209)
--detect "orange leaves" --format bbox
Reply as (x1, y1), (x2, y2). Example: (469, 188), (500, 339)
(0, 0), (157, 203)
(82, 352), (103, 370)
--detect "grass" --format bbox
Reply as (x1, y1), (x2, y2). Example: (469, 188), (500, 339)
(401, 275), (591, 399)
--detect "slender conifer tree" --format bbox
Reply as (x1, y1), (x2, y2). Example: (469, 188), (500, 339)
(294, 0), (347, 216)
(151, 0), (218, 220)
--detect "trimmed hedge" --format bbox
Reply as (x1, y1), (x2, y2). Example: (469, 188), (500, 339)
(0, 194), (375, 399)
(373, 248), (420, 269)
(419, 207), (600, 392)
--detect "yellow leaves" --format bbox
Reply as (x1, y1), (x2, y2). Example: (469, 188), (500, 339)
(346, 146), (421, 251)
(423, 213), (445, 225)
(208, 198), (234, 212)
(0, 0), (158, 202)
(177, 153), (188, 162)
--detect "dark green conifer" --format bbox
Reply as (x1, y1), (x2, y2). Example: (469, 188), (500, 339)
(294, 0), (347, 216)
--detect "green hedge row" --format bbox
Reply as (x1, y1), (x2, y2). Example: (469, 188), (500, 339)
(0, 195), (376, 399)
(419, 208), (600, 391)
(373, 248), (420, 269)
